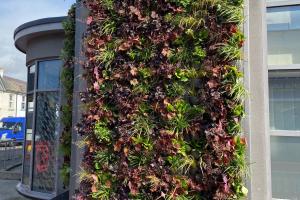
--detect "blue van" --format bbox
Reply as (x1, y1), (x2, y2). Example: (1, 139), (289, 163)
(0, 117), (25, 141)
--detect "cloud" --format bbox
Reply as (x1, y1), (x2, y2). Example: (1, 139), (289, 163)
(0, 0), (75, 81)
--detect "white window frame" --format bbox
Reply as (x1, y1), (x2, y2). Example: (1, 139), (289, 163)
(267, 2), (300, 137)
(267, 2), (300, 199)
(267, 0), (300, 7)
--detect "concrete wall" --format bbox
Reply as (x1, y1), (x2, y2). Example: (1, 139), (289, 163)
(245, 0), (272, 199)
(26, 33), (64, 65)
(69, 1), (88, 199)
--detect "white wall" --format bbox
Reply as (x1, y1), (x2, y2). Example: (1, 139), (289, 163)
(0, 91), (26, 119)
(16, 93), (26, 117)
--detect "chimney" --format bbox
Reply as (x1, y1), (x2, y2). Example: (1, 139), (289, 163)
(0, 68), (3, 78)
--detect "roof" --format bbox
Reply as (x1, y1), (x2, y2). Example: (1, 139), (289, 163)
(14, 16), (66, 53)
(0, 76), (26, 94)
(14, 16), (66, 38)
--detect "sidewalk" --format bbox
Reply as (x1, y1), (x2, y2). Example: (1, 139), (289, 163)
(0, 179), (29, 200)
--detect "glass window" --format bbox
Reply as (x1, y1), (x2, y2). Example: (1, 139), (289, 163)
(271, 136), (300, 199)
(269, 72), (300, 130)
(22, 94), (34, 186)
(267, 0), (293, 2)
(267, 6), (300, 65)
(22, 59), (62, 193)
(32, 92), (59, 193)
(27, 65), (35, 92)
(37, 60), (62, 90)
(21, 103), (26, 110)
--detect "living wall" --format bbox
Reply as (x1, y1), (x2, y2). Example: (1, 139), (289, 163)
(60, 4), (76, 187)
(77, 0), (247, 199)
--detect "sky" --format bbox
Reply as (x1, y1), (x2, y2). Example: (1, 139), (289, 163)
(0, 0), (76, 81)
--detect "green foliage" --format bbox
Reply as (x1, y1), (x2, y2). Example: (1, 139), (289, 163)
(167, 155), (196, 174)
(167, 0), (192, 8)
(91, 185), (111, 200)
(132, 135), (154, 151)
(217, 3), (244, 24)
(91, 172), (115, 200)
(100, 19), (116, 35)
(132, 115), (154, 136)
(127, 47), (155, 62)
(138, 67), (152, 79)
(79, 0), (247, 199)
(94, 151), (115, 168)
(94, 121), (112, 143)
(166, 82), (186, 97)
(128, 153), (149, 167)
(219, 44), (241, 61)
(95, 46), (115, 67)
(132, 82), (151, 95)
(232, 104), (245, 118)
(99, 0), (114, 10)
(59, 3), (75, 188)
(60, 164), (71, 187)
(193, 46), (206, 60)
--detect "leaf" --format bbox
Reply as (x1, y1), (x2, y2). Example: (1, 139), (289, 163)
(94, 82), (100, 91)
(91, 174), (99, 183)
(91, 184), (97, 193)
(114, 140), (123, 152)
(241, 186), (248, 196)
(151, 11), (159, 19)
(130, 79), (139, 86)
(130, 67), (138, 76)
(207, 80), (219, 89)
(129, 6), (145, 21)
(118, 41), (132, 51)
(128, 181), (138, 195)
(123, 147), (129, 157)
(162, 48), (171, 57)
(86, 16), (93, 25)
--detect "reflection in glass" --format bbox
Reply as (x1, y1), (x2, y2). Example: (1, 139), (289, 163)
(269, 75), (300, 130)
(32, 92), (59, 193)
(27, 65), (35, 92)
(38, 60), (62, 90)
(271, 136), (300, 200)
(22, 94), (34, 186)
(267, 6), (300, 65)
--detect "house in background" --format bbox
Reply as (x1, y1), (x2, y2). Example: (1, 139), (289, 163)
(0, 68), (26, 119)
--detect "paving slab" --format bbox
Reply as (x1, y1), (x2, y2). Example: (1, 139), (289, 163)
(0, 179), (30, 200)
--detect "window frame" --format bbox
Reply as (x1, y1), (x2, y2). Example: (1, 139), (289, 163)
(267, 2), (300, 199)
(268, 3), (300, 136)
(21, 58), (62, 198)
(267, 0), (300, 7)
(267, 4), (300, 69)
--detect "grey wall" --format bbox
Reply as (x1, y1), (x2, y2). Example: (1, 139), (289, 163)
(26, 33), (64, 65)
(69, 1), (88, 199)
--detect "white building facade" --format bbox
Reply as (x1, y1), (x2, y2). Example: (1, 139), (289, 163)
(0, 68), (26, 119)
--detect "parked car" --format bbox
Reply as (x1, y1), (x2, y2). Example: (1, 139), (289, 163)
(0, 117), (25, 142)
